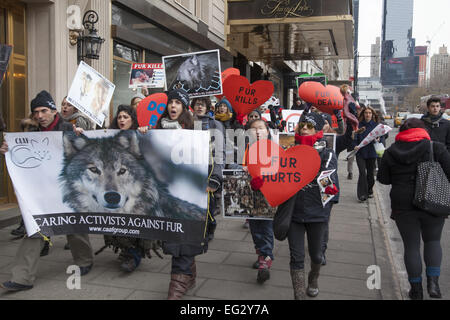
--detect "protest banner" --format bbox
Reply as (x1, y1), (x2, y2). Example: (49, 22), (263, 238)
(246, 140), (321, 207)
(222, 169), (277, 220)
(0, 44), (12, 87)
(163, 49), (222, 98)
(67, 61), (115, 127)
(282, 109), (303, 133)
(4, 129), (210, 243)
(129, 63), (165, 89)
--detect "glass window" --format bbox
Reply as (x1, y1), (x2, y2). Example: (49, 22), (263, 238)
(113, 41), (140, 62)
(112, 58), (135, 121)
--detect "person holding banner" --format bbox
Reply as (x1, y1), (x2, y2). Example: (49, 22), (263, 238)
(0, 90), (94, 292)
(354, 106), (379, 202)
(60, 96), (95, 131)
(155, 89), (215, 300)
(287, 112), (339, 299)
(96, 104), (162, 273)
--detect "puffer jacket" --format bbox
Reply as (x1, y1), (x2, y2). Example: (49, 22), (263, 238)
(292, 140), (339, 223)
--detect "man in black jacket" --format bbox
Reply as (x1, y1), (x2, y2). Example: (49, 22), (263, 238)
(421, 96), (450, 152)
(0, 90), (94, 292)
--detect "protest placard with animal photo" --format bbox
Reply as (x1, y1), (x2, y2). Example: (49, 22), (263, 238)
(298, 81), (343, 114)
(129, 63), (165, 89)
(246, 139), (321, 207)
(136, 93), (168, 127)
(222, 169), (277, 220)
(67, 61), (115, 127)
(222, 75), (274, 116)
(163, 49), (222, 98)
(4, 129), (210, 244)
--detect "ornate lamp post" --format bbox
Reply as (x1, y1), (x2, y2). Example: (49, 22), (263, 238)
(77, 10), (105, 64)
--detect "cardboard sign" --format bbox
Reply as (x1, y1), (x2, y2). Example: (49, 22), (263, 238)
(222, 169), (277, 220)
(246, 140), (321, 207)
(222, 75), (274, 115)
(216, 67), (240, 100)
(282, 110), (303, 133)
(163, 49), (222, 98)
(129, 63), (165, 89)
(67, 61), (115, 127)
(136, 93), (168, 127)
(298, 82), (343, 114)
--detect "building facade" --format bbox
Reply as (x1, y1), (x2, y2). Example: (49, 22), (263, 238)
(370, 37), (380, 78)
(430, 45), (450, 85)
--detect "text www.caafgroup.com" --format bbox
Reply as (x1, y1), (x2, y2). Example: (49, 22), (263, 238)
(88, 226), (140, 236)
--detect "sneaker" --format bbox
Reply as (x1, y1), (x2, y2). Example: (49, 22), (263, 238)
(40, 241), (50, 257)
(358, 196), (367, 202)
(347, 172), (353, 180)
(0, 281), (33, 292)
(79, 264), (93, 276)
(257, 256), (272, 284)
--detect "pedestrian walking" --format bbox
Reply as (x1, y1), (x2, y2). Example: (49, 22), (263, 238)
(421, 96), (450, 151)
(377, 118), (450, 300)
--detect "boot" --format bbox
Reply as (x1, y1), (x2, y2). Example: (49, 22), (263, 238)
(40, 240), (50, 257)
(290, 269), (306, 300)
(427, 276), (442, 299)
(409, 282), (423, 300)
(167, 274), (194, 300)
(257, 256), (272, 284)
(306, 262), (321, 297)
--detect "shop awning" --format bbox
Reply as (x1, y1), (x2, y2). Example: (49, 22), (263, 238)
(226, 0), (354, 63)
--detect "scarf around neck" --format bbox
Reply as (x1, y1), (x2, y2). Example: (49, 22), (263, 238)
(295, 130), (324, 146)
(160, 117), (182, 129)
(395, 128), (430, 142)
(215, 112), (232, 122)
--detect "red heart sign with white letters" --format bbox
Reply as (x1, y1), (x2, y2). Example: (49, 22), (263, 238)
(223, 75), (274, 115)
(298, 82), (344, 114)
(247, 140), (321, 207)
(136, 93), (168, 127)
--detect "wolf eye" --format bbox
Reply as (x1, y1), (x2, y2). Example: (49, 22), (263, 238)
(88, 167), (101, 175)
(118, 168), (127, 175)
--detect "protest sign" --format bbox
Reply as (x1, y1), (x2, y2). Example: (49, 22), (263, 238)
(136, 93), (168, 127)
(129, 63), (165, 89)
(279, 133), (336, 151)
(317, 169), (337, 206)
(298, 82), (343, 114)
(223, 75), (274, 115)
(282, 109), (303, 133)
(222, 169), (277, 220)
(246, 140), (321, 207)
(0, 44), (12, 87)
(67, 61), (115, 127)
(163, 49), (222, 98)
(4, 129), (210, 243)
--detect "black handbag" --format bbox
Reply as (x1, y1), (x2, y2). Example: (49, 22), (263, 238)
(273, 193), (297, 241)
(413, 141), (450, 217)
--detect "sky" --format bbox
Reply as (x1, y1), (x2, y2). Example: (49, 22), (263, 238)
(358, 0), (450, 77)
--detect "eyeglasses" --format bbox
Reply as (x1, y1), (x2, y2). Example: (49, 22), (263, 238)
(299, 122), (315, 129)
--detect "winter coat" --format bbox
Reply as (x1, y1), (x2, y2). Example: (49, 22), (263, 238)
(292, 140), (339, 223)
(421, 112), (450, 152)
(377, 132), (450, 217)
(355, 120), (378, 159)
(63, 112), (95, 130)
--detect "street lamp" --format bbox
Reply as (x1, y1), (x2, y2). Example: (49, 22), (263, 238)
(77, 10), (105, 64)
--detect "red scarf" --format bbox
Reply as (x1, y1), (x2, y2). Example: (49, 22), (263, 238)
(40, 113), (60, 132)
(395, 128), (430, 142)
(295, 130), (324, 146)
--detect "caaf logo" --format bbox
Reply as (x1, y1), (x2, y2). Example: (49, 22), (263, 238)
(10, 137), (51, 168)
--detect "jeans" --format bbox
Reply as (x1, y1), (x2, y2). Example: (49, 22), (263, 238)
(287, 221), (327, 270)
(171, 255), (195, 275)
(249, 219), (274, 260)
(356, 156), (376, 200)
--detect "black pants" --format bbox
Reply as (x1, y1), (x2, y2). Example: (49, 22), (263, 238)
(394, 210), (445, 282)
(356, 156), (376, 200)
(171, 255), (195, 275)
(287, 221), (327, 270)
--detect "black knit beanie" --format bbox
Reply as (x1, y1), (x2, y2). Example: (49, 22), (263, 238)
(167, 89), (190, 109)
(299, 112), (325, 131)
(31, 90), (56, 112)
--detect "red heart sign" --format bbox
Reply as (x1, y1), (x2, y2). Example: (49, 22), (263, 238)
(247, 140), (321, 207)
(223, 75), (274, 115)
(298, 82), (344, 114)
(216, 68), (240, 100)
(136, 93), (168, 127)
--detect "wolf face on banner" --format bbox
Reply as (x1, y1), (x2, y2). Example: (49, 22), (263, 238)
(59, 130), (205, 221)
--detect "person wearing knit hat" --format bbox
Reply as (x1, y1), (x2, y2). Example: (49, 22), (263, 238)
(299, 111), (325, 132)
(30, 90), (63, 129)
(155, 89), (194, 129)
(167, 89), (190, 109)
(31, 90), (57, 113)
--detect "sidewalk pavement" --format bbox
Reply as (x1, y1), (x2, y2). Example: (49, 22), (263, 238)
(0, 157), (403, 300)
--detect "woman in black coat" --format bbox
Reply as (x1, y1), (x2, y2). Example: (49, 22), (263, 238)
(377, 118), (450, 300)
